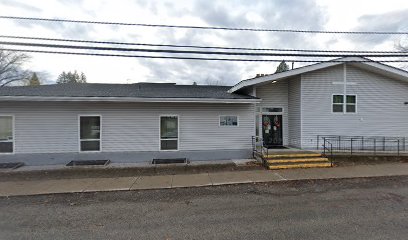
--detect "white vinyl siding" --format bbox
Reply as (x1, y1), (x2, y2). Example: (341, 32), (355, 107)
(288, 76), (302, 148)
(0, 102), (254, 154)
(301, 64), (408, 149)
(255, 79), (289, 145)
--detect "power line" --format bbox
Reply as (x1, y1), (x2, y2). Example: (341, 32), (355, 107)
(3, 48), (408, 62)
(1, 41), (407, 58)
(0, 35), (404, 54)
(1, 15), (408, 35)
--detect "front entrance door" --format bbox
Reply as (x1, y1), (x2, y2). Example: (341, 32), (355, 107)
(262, 115), (283, 147)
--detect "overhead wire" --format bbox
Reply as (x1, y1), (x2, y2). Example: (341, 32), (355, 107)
(0, 35), (405, 54)
(1, 15), (408, 35)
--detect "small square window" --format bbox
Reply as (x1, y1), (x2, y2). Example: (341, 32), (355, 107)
(220, 116), (238, 126)
(332, 95), (356, 113)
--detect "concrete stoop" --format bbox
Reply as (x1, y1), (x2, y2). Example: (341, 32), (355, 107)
(264, 152), (332, 170)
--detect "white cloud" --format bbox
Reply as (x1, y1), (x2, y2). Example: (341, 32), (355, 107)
(0, 0), (407, 85)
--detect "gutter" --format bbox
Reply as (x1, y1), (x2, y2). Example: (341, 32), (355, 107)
(0, 96), (261, 104)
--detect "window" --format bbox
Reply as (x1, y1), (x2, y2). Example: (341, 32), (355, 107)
(0, 116), (13, 153)
(160, 116), (178, 150)
(255, 114), (260, 136)
(262, 107), (283, 113)
(332, 95), (344, 113)
(346, 95), (356, 113)
(220, 116), (238, 126)
(79, 116), (101, 151)
(332, 94), (357, 113)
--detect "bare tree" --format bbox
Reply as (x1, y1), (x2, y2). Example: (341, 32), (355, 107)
(0, 49), (31, 87)
(396, 42), (408, 52)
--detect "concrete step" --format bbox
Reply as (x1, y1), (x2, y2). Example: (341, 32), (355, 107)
(263, 153), (322, 159)
(266, 157), (330, 164)
(267, 162), (332, 170)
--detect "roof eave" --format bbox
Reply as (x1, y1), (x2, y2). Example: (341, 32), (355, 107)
(0, 96), (261, 103)
(228, 57), (408, 93)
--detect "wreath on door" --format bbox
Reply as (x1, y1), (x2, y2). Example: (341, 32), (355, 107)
(273, 115), (280, 128)
(263, 116), (270, 127)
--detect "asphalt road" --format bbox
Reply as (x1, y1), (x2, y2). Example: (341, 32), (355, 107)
(0, 176), (407, 240)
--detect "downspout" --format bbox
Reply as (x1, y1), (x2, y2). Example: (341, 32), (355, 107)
(343, 63), (347, 113)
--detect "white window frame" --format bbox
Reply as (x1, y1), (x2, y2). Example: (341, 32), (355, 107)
(159, 115), (179, 151)
(346, 94), (357, 114)
(257, 107), (284, 138)
(219, 115), (239, 127)
(331, 94), (344, 114)
(78, 115), (102, 153)
(260, 107), (284, 114)
(331, 94), (357, 114)
(0, 115), (15, 154)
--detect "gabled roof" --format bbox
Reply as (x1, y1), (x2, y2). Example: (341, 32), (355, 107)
(229, 57), (408, 93)
(0, 83), (260, 103)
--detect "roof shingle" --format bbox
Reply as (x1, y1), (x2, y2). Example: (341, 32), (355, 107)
(0, 83), (257, 100)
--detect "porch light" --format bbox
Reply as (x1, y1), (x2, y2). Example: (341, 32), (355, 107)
(272, 80), (277, 83)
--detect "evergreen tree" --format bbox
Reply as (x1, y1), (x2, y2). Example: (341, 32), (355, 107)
(275, 60), (290, 73)
(79, 72), (87, 83)
(27, 72), (40, 86)
(57, 71), (87, 83)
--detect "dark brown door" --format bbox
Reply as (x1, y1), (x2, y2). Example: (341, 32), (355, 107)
(262, 115), (283, 147)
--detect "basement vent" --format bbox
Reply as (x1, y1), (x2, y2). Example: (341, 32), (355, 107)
(0, 162), (24, 169)
(66, 160), (110, 167)
(152, 158), (187, 164)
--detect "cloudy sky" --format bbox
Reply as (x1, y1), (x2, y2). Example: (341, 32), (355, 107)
(0, 0), (407, 85)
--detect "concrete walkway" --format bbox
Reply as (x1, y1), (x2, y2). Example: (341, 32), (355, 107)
(1, 163), (407, 197)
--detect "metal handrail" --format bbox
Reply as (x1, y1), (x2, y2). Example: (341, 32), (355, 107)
(322, 137), (333, 166)
(318, 135), (404, 156)
(251, 136), (269, 166)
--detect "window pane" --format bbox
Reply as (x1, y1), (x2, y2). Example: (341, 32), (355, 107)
(80, 116), (100, 140)
(160, 116), (178, 139)
(0, 116), (13, 141)
(333, 95), (343, 104)
(333, 104), (343, 113)
(220, 116), (238, 126)
(0, 142), (13, 153)
(262, 108), (283, 112)
(346, 104), (356, 113)
(161, 140), (178, 150)
(80, 140), (100, 151)
(346, 95), (356, 104)
(255, 115), (259, 136)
